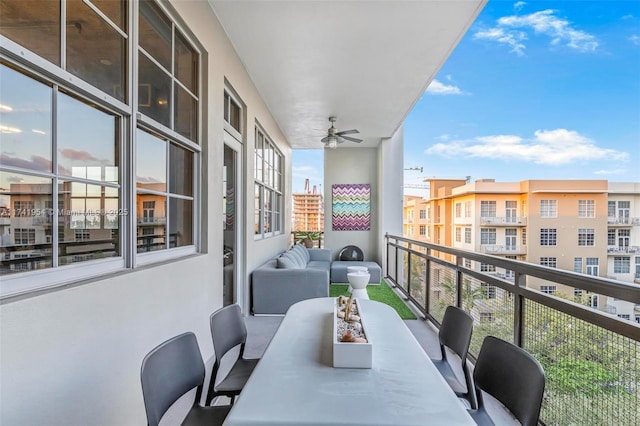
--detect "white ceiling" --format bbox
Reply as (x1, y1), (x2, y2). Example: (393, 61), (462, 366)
(209, 0), (486, 149)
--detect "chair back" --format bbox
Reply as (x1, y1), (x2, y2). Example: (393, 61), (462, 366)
(210, 304), (247, 364)
(474, 336), (546, 426)
(439, 305), (473, 361)
(140, 332), (205, 426)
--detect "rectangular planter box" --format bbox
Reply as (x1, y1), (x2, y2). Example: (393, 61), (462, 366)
(333, 298), (373, 368)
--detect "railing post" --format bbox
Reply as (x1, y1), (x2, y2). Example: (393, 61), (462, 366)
(513, 271), (526, 347)
(456, 255), (463, 309)
(407, 242), (412, 298)
(424, 249), (431, 316)
(385, 233), (389, 281)
(394, 238), (399, 289)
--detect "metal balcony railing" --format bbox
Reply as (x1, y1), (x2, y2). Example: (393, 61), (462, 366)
(480, 244), (526, 255)
(607, 246), (640, 254)
(385, 233), (640, 426)
(479, 216), (527, 226)
(608, 217), (640, 225)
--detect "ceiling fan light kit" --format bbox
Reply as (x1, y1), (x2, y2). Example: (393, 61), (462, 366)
(320, 116), (362, 149)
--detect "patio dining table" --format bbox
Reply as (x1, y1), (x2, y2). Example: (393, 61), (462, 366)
(223, 297), (475, 425)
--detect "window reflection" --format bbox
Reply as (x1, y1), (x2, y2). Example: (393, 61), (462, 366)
(175, 32), (197, 93)
(66, 0), (126, 102)
(169, 198), (192, 248)
(0, 65), (52, 173)
(0, 0), (61, 65)
(90, 0), (127, 31)
(138, 53), (171, 127)
(136, 129), (167, 191)
(136, 194), (166, 252)
(58, 180), (120, 266)
(169, 143), (193, 196)
(58, 92), (118, 179)
(0, 172), (53, 275)
(139, 0), (172, 70)
(175, 83), (197, 141)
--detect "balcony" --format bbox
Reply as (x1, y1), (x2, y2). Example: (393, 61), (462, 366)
(608, 246), (640, 254)
(386, 233), (639, 426)
(479, 216), (527, 226)
(137, 217), (167, 225)
(480, 244), (526, 255)
(608, 217), (640, 226)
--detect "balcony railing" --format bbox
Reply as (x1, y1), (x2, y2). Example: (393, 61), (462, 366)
(479, 216), (527, 226)
(608, 217), (640, 225)
(480, 244), (526, 255)
(385, 233), (639, 426)
(607, 246), (640, 254)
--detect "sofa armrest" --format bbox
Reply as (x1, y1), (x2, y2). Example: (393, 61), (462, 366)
(252, 268), (329, 315)
(307, 248), (331, 262)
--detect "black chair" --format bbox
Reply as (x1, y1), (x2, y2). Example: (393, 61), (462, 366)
(469, 336), (546, 426)
(339, 245), (364, 261)
(206, 304), (260, 406)
(431, 305), (476, 409)
(140, 332), (231, 426)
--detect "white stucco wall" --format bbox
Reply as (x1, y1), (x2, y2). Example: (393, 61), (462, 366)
(0, 1), (291, 424)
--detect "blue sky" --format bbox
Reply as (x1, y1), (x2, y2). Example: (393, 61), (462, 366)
(294, 0), (640, 195)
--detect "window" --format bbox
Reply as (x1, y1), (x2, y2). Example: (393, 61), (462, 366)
(589, 294), (599, 308)
(464, 227), (471, 244)
(540, 200), (557, 218)
(618, 314), (630, 320)
(481, 282), (496, 299)
(540, 285), (557, 294)
(540, 257), (557, 268)
(586, 258), (599, 276)
(608, 201), (616, 217)
(13, 200), (34, 216)
(224, 91), (242, 134)
(480, 228), (496, 245)
(522, 228), (527, 246)
(455, 228), (461, 242)
(419, 225), (426, 236)
(455, 203), (461, 218)
(464, 259), (472, 268)
(464, 201), (471, 218)
(578, 229), (595, 246)
(574, 257), (583, 274)
(14, 228), (36, 245)
(480, 263), (496, 272)
(254, 126), (283, 238)
(479, 312), (494, 323)
(419, 209), (426, 220)
(0, 1), (202, 293)
(480, 201), (496, 217)
(540, 228), (557, 246)
(614, 257), (630, 273)
(618, 229), (630, 248)
(608, 229), (616, 245)
(574, 288), (583, 298)
(578, 200), (595, 218)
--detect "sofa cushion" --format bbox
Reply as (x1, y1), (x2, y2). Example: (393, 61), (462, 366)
(288, 248), (306, 268)
(291, 244), (310, 264)
(277, 254), (300, 269)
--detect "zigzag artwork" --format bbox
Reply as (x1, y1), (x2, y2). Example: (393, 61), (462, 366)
(332, 183), (371, 231)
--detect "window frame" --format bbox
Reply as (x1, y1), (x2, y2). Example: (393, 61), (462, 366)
(540, 228), (557, 246)
(578, 200), (595, 218)
(577, 228), (595, 246)
(540, 199), (557, 218)
(253, 124), (283, 239)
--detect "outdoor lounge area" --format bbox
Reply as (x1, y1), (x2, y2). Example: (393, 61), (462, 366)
(1, 1), (638, 425)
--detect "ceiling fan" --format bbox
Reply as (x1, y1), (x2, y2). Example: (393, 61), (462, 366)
(320, 116), (362, 149)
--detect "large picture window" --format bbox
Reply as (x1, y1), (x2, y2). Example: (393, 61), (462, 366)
(540, 200), (557, 218)
(254, 126), (283, 238)
(0, 0), (201, 295)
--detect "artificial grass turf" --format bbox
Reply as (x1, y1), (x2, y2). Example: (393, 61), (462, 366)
(329, 279), (417, 320)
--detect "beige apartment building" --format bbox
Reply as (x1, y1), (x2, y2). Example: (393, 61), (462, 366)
(403, 179), (640, 322)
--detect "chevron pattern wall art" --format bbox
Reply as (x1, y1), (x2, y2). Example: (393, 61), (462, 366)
(332, 183), (371, 231)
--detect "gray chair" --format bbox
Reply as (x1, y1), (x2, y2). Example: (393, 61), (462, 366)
(469, 336), (546, 426)
(140, 332), (231, 426)
(206, 304), (260, 406)
(431, 305), (476, 409)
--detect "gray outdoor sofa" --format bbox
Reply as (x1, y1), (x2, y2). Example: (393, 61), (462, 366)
(251, 245), (331, 314)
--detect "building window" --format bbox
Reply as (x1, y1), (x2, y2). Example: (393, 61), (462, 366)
(14, 228), (36, 245)
(540, 257), (557, 268)
(618, 314), (630, 320)
(481, 228), (496, 245)
(522, 228), (527, 246)
(574, 288), (583, 298)
(540, 228), (557, 246)
(455, 203), (461, 218)
(464, 227), (472, 244)
(614, 257), (630, 273)
(455, 227), (461, 242)
(254, 126), (283, 238)
(540, 200), (557, 218)
(608, 201), (616, 218)
(464, 259), (472, 268)
(540, 285), (557, 294)
(574, 257), (583, 274)
(464, 201), (471, 218)
(578, 229), (595, 246)
(480, 263), (496, 272)
(481, 282), (496, 299)
(13, 200), (34, 216)
(224, 91), (242, 134)
(608, 229), (616, 245)
(419, 225), (426, 236)
(480, 201), (496, 217)
(0, 1), (203, 292)
(617, 229), (630, 248)
(586, 257), (599, 276)
(578, 200), (595, 218)
(419, 209), (426, 220)
(479, 312), (494, 323)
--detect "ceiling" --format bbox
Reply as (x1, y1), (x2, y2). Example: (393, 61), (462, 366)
(209, 0), (487, 149)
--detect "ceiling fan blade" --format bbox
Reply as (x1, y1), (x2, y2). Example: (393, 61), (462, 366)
(320, 136), (330, 143)
(341, 135), (363, 143)
(337, 129), (359, 136)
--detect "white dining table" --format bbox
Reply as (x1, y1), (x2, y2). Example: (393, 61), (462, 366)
(223, 297), (475, 426)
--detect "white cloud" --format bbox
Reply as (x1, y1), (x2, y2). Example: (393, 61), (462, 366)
(594, 169), (626, 175)
(630, 35), (640, 46)
(474, 9), (598, 55)
(426, 79), (466, 95)
(425, 128), (628, 166)
(514, 2), (526, 12)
